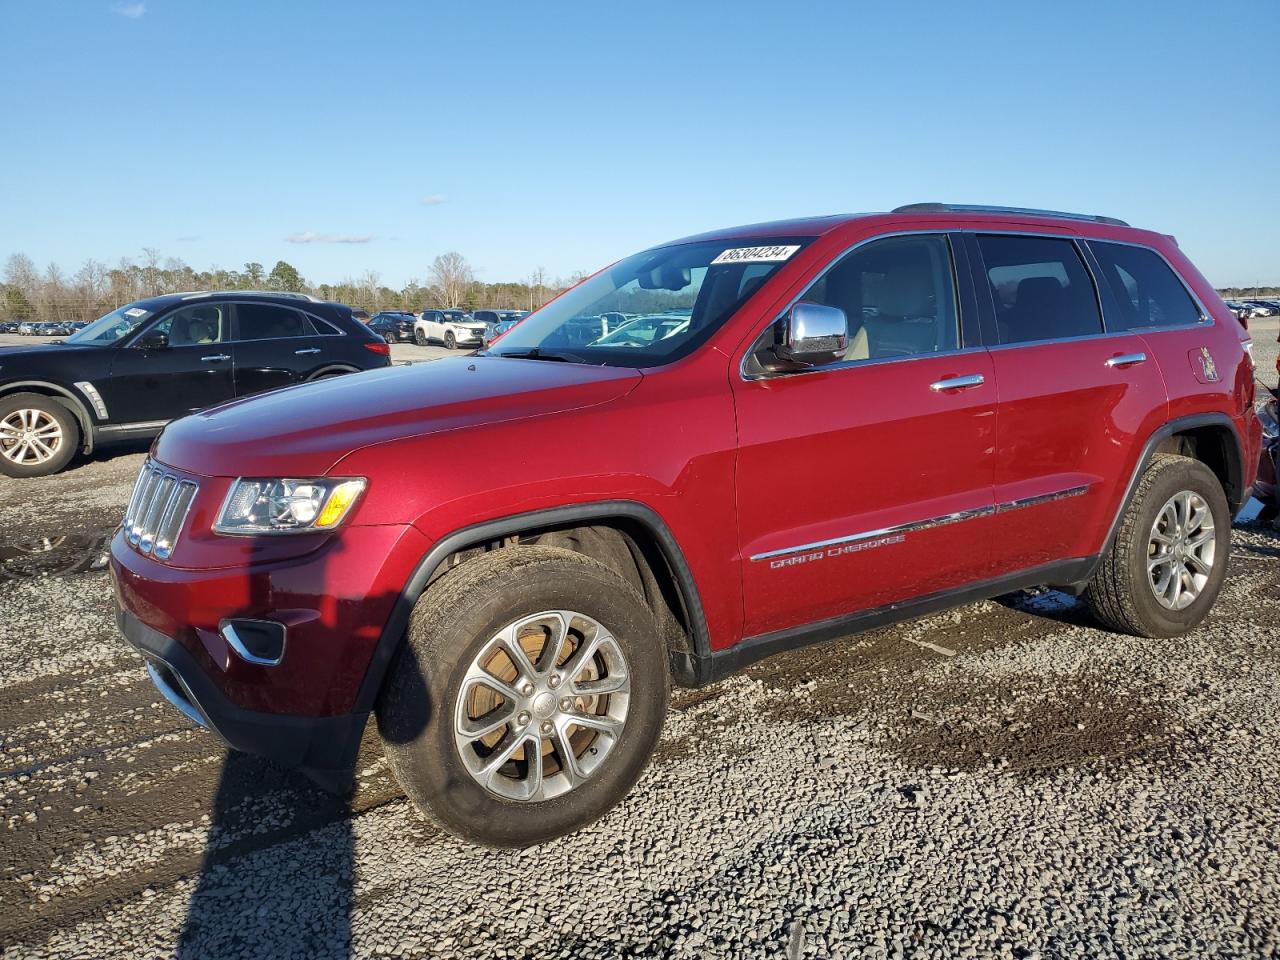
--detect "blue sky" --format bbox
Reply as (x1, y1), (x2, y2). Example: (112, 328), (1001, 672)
(1, 0), (1276, 288)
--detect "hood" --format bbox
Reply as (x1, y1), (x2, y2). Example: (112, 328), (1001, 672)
(155, 356), (642, 477)
(0, 343), (99, 360)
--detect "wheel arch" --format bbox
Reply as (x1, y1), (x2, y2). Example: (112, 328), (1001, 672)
(1102, 413), (1245, 556)
(0, 381), (95, 452)
(305, 364), (360, 380)
(354, 501), (711, 712)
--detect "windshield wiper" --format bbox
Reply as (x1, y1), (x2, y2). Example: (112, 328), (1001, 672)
(494, 348), (586, 364)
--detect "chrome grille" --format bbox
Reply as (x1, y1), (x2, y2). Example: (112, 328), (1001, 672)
(124, 460), (198, 560)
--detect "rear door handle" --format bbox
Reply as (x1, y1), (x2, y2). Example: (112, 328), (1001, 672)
(201, 354), (230, 362)
(1105, 352), (1147, 368)
(295, 347), (322, 355)
(929, 374), (986, 392)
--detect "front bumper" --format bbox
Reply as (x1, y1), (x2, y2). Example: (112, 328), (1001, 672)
(117, 604), (368, 772)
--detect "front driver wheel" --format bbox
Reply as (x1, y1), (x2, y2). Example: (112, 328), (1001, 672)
(444, 330), (457, 350)
(0, 392), (80, 478)
(377, 546), (669, 848)
(414, 328), (427, 346)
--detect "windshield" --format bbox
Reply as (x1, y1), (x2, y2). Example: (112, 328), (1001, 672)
(442, 311), (472, 321)
(487, 238), (809, 367)
(64, 304), (153, 345)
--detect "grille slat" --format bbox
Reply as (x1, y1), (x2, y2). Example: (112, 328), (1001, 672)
(124, 460), (199, 560)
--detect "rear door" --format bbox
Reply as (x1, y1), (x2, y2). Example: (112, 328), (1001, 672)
(230, 302), (333, 397)
(104, 302), (236, 423)
(965, 232), (1169, 575)
(733, 232), (998, 638)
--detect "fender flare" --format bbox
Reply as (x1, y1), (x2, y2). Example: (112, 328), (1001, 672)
(0, 380), (96, 453)
(306, 364), (360, 380)
(352, 500), (711, 712)
(1100, 412), (1245, 555)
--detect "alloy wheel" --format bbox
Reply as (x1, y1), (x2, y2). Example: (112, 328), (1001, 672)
(1147, 490), (1216, 611)
(453, 610), (630, 802)
(0, 409), (63, 465)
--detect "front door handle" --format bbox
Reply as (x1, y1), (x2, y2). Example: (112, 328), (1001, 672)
(930, 374), (986, 392)
(1105, 352), (1147, 368)
(294, 347), (322, 356)
(201, 354), (230, 362)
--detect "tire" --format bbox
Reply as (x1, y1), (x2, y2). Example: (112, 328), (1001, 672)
(444, 330), (457, 350)
(377, 546), (669, 848)
(414, 328), (427, 347)
(1085, 454), (1230, 638)
(0, 392), (80, 478)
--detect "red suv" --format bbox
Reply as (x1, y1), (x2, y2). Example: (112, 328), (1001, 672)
(110, 204), (1261, 847)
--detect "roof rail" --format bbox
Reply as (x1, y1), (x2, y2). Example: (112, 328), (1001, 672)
(892, 203), (1129, 227)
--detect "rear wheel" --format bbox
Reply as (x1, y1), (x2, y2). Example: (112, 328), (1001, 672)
(377, 546), (669, 847)
(0, 393), (80, 478)
(1085, 454), (1230, 637)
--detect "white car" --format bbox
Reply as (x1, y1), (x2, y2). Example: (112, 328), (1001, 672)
(414, 310), (487, 349)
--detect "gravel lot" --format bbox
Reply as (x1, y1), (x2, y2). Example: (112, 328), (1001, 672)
(0, 323), (1278, 959)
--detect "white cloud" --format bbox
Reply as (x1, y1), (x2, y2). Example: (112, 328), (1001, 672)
(285, 232), (374, 244)
(112, 2), (146, 18)
(421, 194), (447, 206)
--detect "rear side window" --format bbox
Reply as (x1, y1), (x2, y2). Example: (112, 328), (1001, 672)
(976, 235), (1102, 344)
(236, 303), (313, 340)
(799, 234), (960, 362)
(1088, 241), (1203, 331)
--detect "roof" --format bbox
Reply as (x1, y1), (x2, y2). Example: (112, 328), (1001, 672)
(129, 290), (337, 310)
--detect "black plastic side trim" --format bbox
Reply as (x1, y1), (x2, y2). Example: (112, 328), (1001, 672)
(1101, 413), (1245, 552)
(352, 500), (711, 712)
(685, 556), (1098, 687)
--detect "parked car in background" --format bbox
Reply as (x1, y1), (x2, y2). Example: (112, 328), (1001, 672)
(0, 291), (391, 477)
(589, 314), (689, 347)
(109, 203), (1260, 847)
(368, 311), (417, 343)
(17, 322), (39, 335)
(0, 321), (21, 334)
(475, 309), (528, 346)
(415, 309), (486, 349)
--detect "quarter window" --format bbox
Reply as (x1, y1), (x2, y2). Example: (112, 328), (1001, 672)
(1089, 241), (1203, 331)
(236, 303), (314, 340)
(796, 234), (960, 363)
(976, 235), (1102, 344)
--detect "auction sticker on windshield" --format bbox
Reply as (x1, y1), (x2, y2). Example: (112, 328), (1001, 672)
(711, 245), (800, 265)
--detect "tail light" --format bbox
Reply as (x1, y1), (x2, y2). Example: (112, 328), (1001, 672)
(364, 341), (391, 356)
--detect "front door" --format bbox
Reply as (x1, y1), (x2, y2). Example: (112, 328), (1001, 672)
(104, 302), (235, 424)
(733, 233), (998, 639)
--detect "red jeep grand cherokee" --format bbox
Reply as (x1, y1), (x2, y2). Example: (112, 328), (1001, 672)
(111, 204), (1261, 847)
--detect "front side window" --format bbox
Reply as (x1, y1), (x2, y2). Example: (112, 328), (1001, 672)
(977, 235), (1102, 344)
(236, 303), (312, 340)
(489, 238), (811, 367)
(148, 304), (227, 346)
(789, 234), (960, 364)
(1088, 241), (1203, 331)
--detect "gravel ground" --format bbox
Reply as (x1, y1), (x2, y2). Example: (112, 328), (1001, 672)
(1, 339), (1279, 959)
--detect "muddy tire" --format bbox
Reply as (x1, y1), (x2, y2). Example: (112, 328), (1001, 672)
(1085, 454), (1230, 637)
(0, 392), (80, 478)
(376, 546), (669, 848)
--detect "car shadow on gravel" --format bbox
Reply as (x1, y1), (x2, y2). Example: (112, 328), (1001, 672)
(176, 752), (358, 960)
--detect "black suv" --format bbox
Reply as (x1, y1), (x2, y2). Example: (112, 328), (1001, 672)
(367, 311), (416, 343)
(0, 291), (391, 477)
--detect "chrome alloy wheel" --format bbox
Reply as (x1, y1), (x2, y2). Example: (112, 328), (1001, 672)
(1147, 490), (1216, 611)
(453, 610), (630, 802)
(0, 409), (63, 465)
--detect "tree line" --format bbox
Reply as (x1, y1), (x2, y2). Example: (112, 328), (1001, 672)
(0, 250), (584, 321)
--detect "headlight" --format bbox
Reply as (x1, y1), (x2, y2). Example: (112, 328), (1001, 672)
(214, 477), (366, 535)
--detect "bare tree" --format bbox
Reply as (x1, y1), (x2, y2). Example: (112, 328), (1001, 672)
(3, 253), (38, 296)
(428, 252), (474, 309)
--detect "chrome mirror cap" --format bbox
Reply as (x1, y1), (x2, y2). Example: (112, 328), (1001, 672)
(776, 300), (849, 367)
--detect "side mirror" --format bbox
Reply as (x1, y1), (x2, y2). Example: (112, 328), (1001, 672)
(137, 331), (169, 350)
(773, 301), (849, 368)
